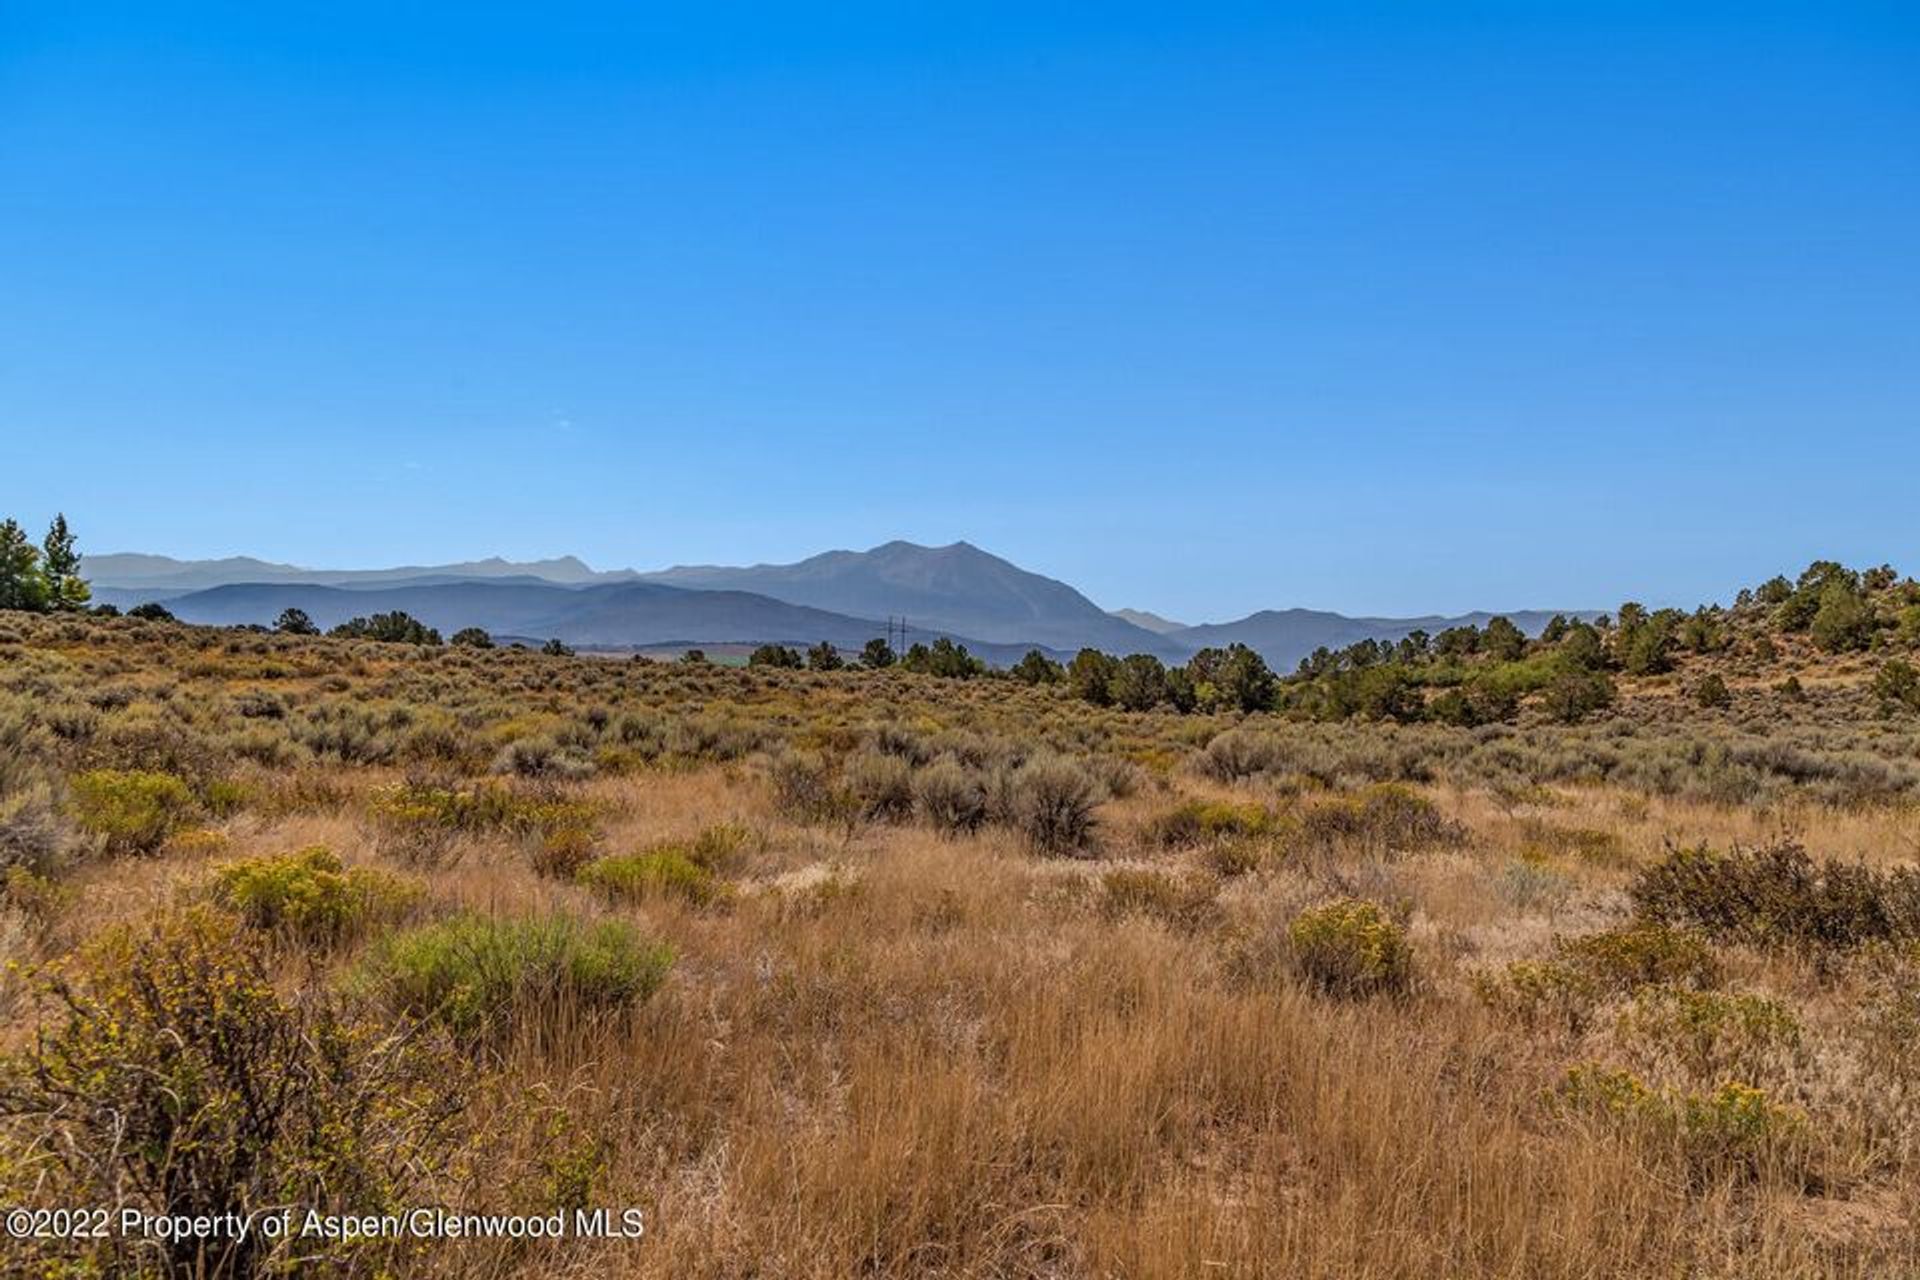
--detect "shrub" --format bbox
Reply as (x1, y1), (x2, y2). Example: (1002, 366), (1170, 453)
(0, 778), (69, 875)
(1288, 898), (1413, 998)
(1629, 841), (1920, 951)
(68, 768), (195, 854)
(211, 846), (421, 947)
(359, 914), (673, 1039)
(1005, 754), (1100, 854)
(1874, 659), (1920, 714)
(1149, 799), (1275, 848)
(1296, 783), (1460, 860)
(1559, 922), (1723, 991)
(367, 780), (599, 868)
(529, 821), (600, 879)
(492, 735), (597, 780)
(1474, 923), (1719, 1032)
(451, 626), (495, 649)
(770, 752), (856, 826)
(1541, 670), (1616, 724)
(914, 756), (989, 834)
(1473, 959), (1600, 1031)
(0, 908), (465, 1278)
(1693, 673), (1731, 709)
(845, 750), (914, 823)
(1198, 729), (1288, 782)
(1616, 986), (1801, 1081)
(1556, 1065), (1809, 1185)
(578, 847), (723, 907)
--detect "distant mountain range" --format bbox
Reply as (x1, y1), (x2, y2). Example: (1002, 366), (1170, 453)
(85, 542), (1590, 670)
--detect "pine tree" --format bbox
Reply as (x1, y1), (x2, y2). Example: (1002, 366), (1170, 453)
(40, 513), (90, 610)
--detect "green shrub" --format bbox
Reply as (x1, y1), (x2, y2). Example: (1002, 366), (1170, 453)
(367, 780), (598, 866)
(1874, 659), (1920, 714)
(1541, 670), (1616, 724)
(1288, 898), (1413, 998)
(1559, 922), (1723, 991)
(0, 908), (465, 1277)
(360, 914), (673, 1039)
(211, 845), (421, 947)
(69, 768), (195, 854)
(1629, 841), (1920, 950)
(578, 847), (723, 907)
(1149, 799), (1275, 848)
(1693, 674), (1732, 709)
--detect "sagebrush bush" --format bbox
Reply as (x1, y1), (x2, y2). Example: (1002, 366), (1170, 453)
(359, 913), (674, 1039)
(211, 845), (421, 947)
(1630, 841), (1920, 950)
(1288, 898), (1413, 998)
(68, 768), (196, 854)
(1296, 783), (1461, 860)
(1006, 754), (1100, 854)
(770, 752), (856, 826)
(1198, 729), (1290, 782)
(845, 750), (914, 823)
(0, 908), (466, 1278)
(913, 756), (989, 834)
(0, 778), (69, 875)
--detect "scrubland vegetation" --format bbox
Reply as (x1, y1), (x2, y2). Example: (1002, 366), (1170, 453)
(6, 556), (1920, 1276)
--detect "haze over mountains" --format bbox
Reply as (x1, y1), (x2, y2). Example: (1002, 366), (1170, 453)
(86, 543), (1588, 670)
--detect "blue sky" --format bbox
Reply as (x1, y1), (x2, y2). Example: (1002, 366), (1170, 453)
(3, 3), (1916, 621)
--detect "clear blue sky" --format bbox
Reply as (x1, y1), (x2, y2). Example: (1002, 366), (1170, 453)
(3, 3), (1915, 621)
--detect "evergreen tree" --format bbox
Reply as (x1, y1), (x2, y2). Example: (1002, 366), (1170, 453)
(40, 513), (89, 610)
(1010, 650), (1063, 685)
(0, 518), (49, 612)
(275, 607), (320, 635)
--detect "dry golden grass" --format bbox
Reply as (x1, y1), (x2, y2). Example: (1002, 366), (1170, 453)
(4, 614), (1920, 1276)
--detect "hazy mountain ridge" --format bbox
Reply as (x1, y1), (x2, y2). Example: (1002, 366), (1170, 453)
(95, 579), (1067, 666)
(86, 552), (631, 592)
(88, 542), (1592, 669)
(639, 540), (1188, 659)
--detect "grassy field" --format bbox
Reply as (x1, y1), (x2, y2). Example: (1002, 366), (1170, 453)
(5, 610), (1920, 1277)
